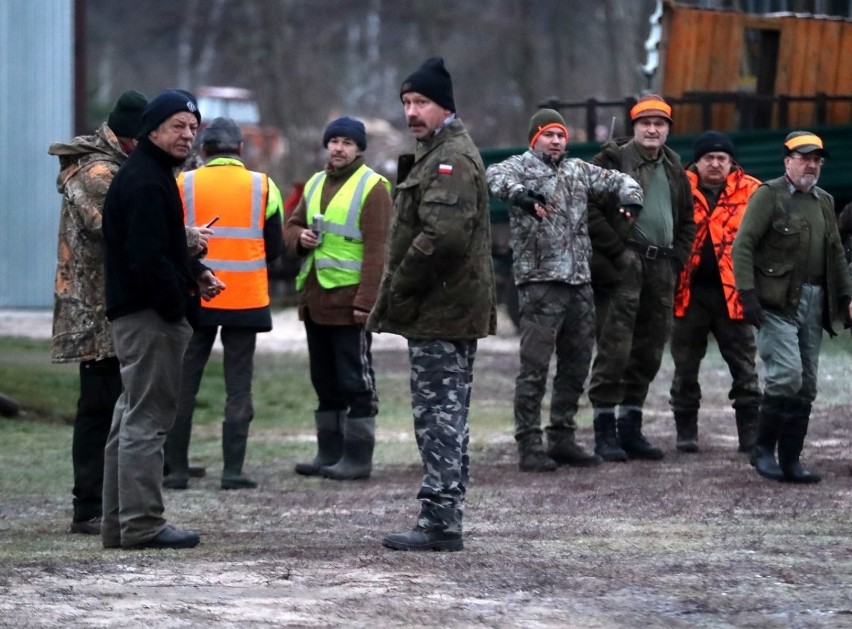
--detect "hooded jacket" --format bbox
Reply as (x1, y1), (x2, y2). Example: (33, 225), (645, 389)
(487, 149), (643, 286)
(49, 122), (127, 363)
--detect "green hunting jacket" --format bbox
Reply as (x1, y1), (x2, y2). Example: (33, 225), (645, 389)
(731, 176), (852, 335)
(368, 118), (497, 340)
(588, 138), (695, 288)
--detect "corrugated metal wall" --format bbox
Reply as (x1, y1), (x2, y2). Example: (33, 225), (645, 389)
(0, 1), (72, 308)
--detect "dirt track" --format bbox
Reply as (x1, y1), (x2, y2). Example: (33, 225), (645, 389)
(2, 348), (852, 627)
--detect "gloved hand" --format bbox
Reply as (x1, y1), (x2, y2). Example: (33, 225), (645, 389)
(515, 190), (547, 221)
(739, 289), (763, 328)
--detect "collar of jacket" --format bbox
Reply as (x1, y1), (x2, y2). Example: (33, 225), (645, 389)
(414, 118), (464, 159)
(325, 154), (365, 181)
(138, 136), (187, 170)
(203, 155), (245, 168)
(529, 149), (564, 169)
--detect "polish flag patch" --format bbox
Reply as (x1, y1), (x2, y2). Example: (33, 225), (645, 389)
(437, 163), (453, 175)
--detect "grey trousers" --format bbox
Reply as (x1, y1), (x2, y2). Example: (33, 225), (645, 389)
(102, 309), (193, 548)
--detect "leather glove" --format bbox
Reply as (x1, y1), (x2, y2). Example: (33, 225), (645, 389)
(739, 289), (763, 328)
(515, 190), (547, 221)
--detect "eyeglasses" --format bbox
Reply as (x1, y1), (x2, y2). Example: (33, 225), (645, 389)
(789, 153), (825, 166)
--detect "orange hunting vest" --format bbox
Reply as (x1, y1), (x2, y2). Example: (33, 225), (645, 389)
(178, 164), (270, 310)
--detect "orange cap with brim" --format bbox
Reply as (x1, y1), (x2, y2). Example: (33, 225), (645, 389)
(630, 95), (673, 124)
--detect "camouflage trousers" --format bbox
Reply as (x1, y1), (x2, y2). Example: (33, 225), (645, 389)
(589, 249), (675, 408)
(515, 282), (595, 440)
(408, 339), (476, 534)
(669, 283), (760, 413)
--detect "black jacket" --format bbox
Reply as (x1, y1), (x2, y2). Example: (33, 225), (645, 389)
(103, 137), (206, 323)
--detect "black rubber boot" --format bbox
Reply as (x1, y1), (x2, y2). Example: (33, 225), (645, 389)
(320, 416), (375, 480)
(517, 431), (558, 472)
(778, 402), (821, 484)
(163, 412), (192, 490)
(221, 422), (257, 489)
(673, 410), (698, 453)
(750, 399), (784, 482)
(593, 412), (628, 462)
(617, 410), (664, 460)
(735, 405), (759, 453)
(546, 427), (601, 467)
(294, 410), (344, 476)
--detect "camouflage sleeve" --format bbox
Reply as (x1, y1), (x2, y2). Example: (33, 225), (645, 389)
(66, 162), (115, 234)
(392, 155), (484, 297)
(485, 155), (526, 202)
(584, 162), (643, 209)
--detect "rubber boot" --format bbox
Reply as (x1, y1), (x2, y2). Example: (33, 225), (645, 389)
(735, 405), (759, 453)
(778, 402), (821, 484)
(546, 426), (601, 467)
(750, 399), (784, 482)
(320, 415), (375, 480)
(163, 413), (192, 489)
(517, 431), (557, 472)
(617, 410), (664, 460)
(294, 410), (344, 476)
(221, 422), (257, 489)
(593, 412), (628, 462)
(673, 410), (698, 453)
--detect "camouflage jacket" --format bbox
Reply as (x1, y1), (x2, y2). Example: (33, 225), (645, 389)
(487, 149), (643, 286)
(48, 122), (127, 362)
(367, 118), (497, 340)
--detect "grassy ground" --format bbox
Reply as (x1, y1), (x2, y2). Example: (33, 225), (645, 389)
(1, 331), (851, 627)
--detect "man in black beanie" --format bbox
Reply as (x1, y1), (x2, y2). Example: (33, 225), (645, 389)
(101, 89), (225, 549)
(369, 58), (496, 551)
(48, 89), (148, 536)
(285, 116), (391, 483)
(669, 131), (762, 455)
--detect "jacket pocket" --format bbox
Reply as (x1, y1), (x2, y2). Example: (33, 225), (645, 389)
(755, 260), (794, 310)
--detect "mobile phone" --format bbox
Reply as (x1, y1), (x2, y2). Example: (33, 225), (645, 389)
(204, 216), (220, 228)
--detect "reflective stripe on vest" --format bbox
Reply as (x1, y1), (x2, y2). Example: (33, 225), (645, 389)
(296, 164), (388, 291)
(179, 166), (270, 310)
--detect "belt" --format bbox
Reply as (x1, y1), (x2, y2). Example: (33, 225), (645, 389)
(624, 240), (674, 260)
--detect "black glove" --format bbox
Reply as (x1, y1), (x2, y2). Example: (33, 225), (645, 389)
(515, 190), (547, 221)
(739, 289), (763, 328)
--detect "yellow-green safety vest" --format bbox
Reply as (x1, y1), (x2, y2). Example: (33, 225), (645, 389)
(296, 164), (390, 290)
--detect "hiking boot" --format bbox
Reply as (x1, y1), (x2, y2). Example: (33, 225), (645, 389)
(69, 516), (102, 535)
(673, 410), (698, 453)
(517, 433), (557, 472)
(617, 410), (664, 461)
(593, 412), (628, 462)
(382, 527), (463, 552)
(735, 405), (759, 453)
(546, 429), (601, 467)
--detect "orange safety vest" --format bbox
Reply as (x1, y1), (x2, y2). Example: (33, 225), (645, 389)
(178, 165), (270, 310)
(674, 166), (761, 319)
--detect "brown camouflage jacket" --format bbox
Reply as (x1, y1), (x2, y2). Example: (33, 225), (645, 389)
(368, 118), (497, 340)
(487, 149), (643, 286)
(49, 123), (127, 362)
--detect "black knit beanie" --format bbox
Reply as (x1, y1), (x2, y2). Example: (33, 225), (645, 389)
(140, 89), (201, 137)
(323, 116), (367, 151)
(107, 90), (148, 138)
(693, 130), (735, 162)
(400, 57), (455, 112)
